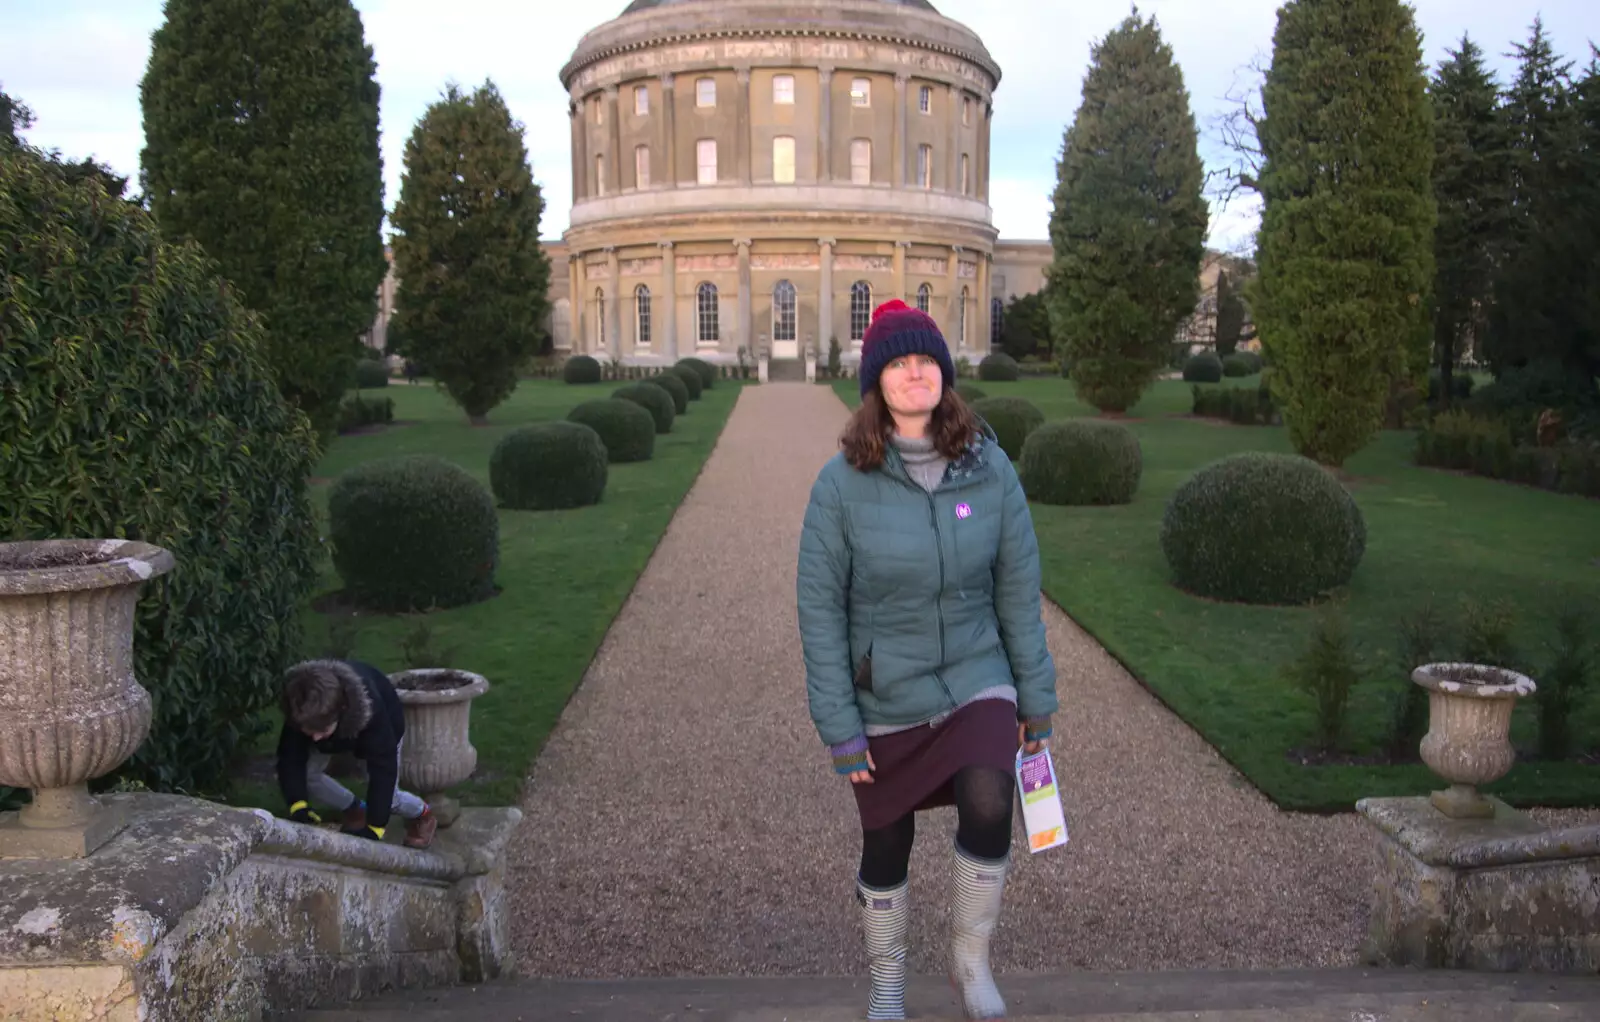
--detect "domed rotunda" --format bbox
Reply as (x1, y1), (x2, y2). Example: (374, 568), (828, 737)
(556, 0), (1005, 371)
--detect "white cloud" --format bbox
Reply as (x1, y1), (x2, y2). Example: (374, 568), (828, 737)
(3, 0), (1594, 248)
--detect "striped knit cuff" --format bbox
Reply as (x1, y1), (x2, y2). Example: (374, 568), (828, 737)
(828, 734), (870, 774)
(1022, 715), (1053, 743)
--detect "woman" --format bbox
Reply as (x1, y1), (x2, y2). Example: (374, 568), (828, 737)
(797, 299), (1058, 1020)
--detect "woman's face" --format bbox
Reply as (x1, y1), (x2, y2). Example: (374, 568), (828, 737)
(880, 353), (943, 418)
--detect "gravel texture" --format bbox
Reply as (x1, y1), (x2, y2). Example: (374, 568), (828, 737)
(507, 382), (1595, 979)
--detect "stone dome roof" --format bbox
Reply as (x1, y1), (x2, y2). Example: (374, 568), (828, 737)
(621, 0), (938, 11)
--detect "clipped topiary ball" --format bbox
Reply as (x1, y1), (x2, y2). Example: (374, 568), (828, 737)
(643, 370), (689, 413)
(1222, 353), (1254, 378)
(1160, 452), (1367, 605)
(329, 455), (499, 612)
(1183, 352), (1224, 383)
(489, 421), (608, 511)
(1020, 421), (1143, 505)
(567, 398), (656, 462)
(669, 362), (704, 400)
(563, 354), (602, 384)
(676, 357), (715, 390)
(955, 383), (988, 403)
(354, 359), (389, 388)
(612, 382), (675, 433)
(972, 396), (1045, 462)
(978, 353), (1020, 382)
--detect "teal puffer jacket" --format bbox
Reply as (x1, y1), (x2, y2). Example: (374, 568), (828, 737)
(796, 432), (1058, 748)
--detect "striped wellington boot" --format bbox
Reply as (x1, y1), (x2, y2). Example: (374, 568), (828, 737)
(948, 843), (1008, 1019)
(856, 876), (910, 1020)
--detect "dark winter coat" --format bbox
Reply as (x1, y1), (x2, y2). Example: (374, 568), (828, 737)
(276, 659), (407, 829)
(796, 432), (1058, 747)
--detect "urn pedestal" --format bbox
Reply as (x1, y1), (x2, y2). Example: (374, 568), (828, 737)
(0, 539), (174, 858)
(392, 669), (489, 828)
(1411, 662), (1536, 819)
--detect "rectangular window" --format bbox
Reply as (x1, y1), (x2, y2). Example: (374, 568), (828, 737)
(917, 144), (931, 188)
(850, 139), (871, 185)
(963, 96), (971, 125)
(696, 77), (716, 107)
(696, 139), (717, 185)
(635, 145), (650, 188)
(851, 77), (870, 107)
(594, 98), (602, 125)
(596, 154), (605, 196)
(960, 153), (969, 194)
(773, 74), (795, 105)
(773, 136), (796, 184)
(634, 85), (649, 116)
(918, 85), (932, 114)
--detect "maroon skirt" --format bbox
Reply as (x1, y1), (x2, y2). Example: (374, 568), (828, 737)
(852, 697), (1019, 831)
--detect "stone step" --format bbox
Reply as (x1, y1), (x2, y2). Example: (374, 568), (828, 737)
(281, 968), (1600, 1021)
(766, 357), (807, 382)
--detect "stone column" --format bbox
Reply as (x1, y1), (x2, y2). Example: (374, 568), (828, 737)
(604, 86), (622, 194)
(893, 73), (909, 186)
(947, 84), (960, 193)
(567, 251), (582, 353)
(582, 252), (595, 355)
(947, 245), (962, 347)
(977, 252), (991, 353)
(660, 241), (677, 360)
(981, 101), (993, 202)
(736, 239), (752, 355)
(818, 238), (835, 348)
(569, 100), (583, 205)
(818, 66), (833, 182)
(736, 67), (752, 185)
(660, 73), (677, 188)
(605, 246), (621, 360)
(893, 240), (908, 304)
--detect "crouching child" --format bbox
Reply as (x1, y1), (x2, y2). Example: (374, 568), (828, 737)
(277, 659), (437, 849)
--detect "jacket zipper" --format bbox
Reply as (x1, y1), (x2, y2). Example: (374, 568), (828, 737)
(926, 490), (957, 711)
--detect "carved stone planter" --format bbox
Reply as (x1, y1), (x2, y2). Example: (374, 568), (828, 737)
(0, 539), (174, 858)
(1412, 662), (1536, 819)
(391, 669), (488, 828)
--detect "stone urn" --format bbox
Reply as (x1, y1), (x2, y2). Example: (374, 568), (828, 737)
(391, 668), (488, 828)
(0, 539), (174, 858)
(1412, 662), (1536, 819)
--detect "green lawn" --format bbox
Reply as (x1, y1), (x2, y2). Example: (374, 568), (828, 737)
(833, 376), (1600, 812)
(225, 377), (742, 813)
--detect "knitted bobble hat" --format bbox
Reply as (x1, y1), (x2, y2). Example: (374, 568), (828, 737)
(857, 299), (956, 397)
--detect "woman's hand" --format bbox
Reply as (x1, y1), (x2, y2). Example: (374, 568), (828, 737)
(1018, 723), (1049, 757)
(849, 750), (877, 784)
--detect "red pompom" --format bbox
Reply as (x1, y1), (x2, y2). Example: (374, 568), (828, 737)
(870, 299), (912, 323)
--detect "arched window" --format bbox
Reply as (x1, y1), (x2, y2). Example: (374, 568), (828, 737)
(697, 282), (719, 345)
(635, 284), (652, 347)
(916, 282), (931, 314)
(594, 287), (606, 349)
(990, 297), (1003, 347)
(772, 280), (797, 342)
(959, 287), (969, 346)
(850, 281), (872, 342)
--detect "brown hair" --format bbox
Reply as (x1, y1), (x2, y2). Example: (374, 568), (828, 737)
(282, 662), (343, 733)
(841, 386), (981, 472)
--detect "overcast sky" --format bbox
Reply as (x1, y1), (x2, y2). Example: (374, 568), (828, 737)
(4, 1), (1594, 252)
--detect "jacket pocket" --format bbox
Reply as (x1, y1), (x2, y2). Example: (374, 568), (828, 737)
(853, 644), (874, 693)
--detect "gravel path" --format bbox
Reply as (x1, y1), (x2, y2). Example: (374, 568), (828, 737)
(504, 382), (1582, 979)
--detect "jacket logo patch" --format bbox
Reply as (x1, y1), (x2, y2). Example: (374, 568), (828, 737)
(955, 502), (973, 519)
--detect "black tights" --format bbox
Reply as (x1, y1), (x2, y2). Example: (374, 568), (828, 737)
(858, 767), (1014, 888)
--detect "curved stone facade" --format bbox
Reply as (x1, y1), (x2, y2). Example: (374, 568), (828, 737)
(558, 0), (1003, 365)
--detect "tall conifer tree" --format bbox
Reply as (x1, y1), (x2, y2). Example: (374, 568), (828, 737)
(390, 82), (550, 424)
(1429, 36), (1511, 402)
(140, 0), (386, 436)
(1250, 0), (1436, 466)
(1046, 11), (1209, 413)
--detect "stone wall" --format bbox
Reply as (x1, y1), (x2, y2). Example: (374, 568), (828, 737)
(1, 794), (520, 1022)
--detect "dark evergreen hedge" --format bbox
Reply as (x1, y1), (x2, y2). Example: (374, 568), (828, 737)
(0, 143), (320, 793)
(567, 399), (656, 463)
